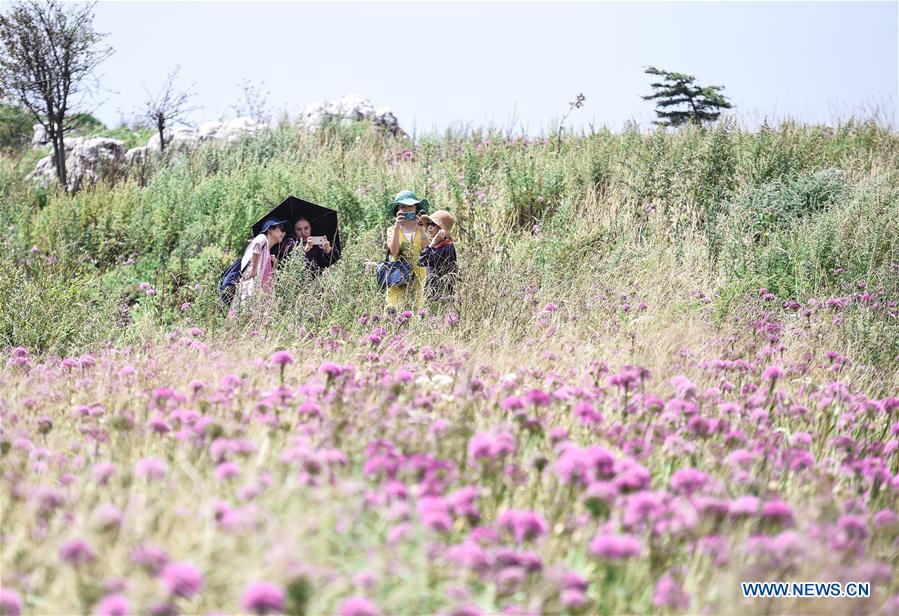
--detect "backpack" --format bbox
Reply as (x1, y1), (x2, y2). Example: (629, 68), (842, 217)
(375, 227), (415, 291)
(376, 257), (414, 291)
(219, 257), (249, 307)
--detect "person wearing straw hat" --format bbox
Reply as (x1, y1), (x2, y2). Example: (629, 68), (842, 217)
(418, 209), (458, 304)
(385, 190), (429, 309)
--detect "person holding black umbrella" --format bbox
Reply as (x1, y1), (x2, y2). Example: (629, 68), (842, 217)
(274, 217), (341, 274)
(237, 219), (287, 302)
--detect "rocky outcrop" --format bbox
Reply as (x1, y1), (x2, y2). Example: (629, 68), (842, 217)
(31, 124), (49, 147)
(29, 117), (266, 189)
(124, 146), (150, 167)
(147, 117), (267, 151)
(26, 100), (402, 190)
(28, 137), (125, 191)
(299, 94), (403, 136)
(147, 125), (199, 152)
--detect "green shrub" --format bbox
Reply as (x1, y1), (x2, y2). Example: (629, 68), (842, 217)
(0, 103), (33, 151)
(0, 240), (121, 354)
(2, 118), (898, 370)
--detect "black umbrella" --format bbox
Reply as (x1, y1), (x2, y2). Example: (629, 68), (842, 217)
(252, 195), (341, 253)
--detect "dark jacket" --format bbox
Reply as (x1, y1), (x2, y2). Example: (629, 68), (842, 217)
(418, 240), (458, 301)
(274, 237), (340, 274)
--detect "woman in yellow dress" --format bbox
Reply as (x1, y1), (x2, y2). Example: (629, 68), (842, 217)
(385, 190), (429, 310)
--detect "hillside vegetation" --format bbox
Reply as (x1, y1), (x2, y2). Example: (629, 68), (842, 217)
(1, 119), (896, 367)
(0, 118), (897, 615)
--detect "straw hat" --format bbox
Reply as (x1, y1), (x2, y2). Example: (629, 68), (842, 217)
(419, 209), (455, 239)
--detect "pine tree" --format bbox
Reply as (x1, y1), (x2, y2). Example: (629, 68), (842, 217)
(642, 67), (733, 127)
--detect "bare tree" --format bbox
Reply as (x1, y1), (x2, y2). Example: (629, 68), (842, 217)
(0, 0), (112, 188)
(231, 78), (270, 124)
(143, 66), (198, 154)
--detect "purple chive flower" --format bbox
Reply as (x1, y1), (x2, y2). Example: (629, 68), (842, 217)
(93, 594), (129, 616)
(873, 509), (898, 528)
(215, 462), (241, 482)
(136, 457), (167, 481)
(417, 496), (453, 533)
(59, 538), (96, 566)
(833, 514), (869, 549)
(589, 532), (642, 560)
(670, 375), (697, 399)
(653, 574), (690, 609)
(561, 588), (588, 609)
(468, 432), (494, 462)
(561, 572), (589, 593)
(573, 401), (602, 426)
(760, 500), (794, 526)
(670, 468), (708, 495)
(730, 495), (760, 517)
(271, 351), (294, 367)
(92, 462), (117, 485)
(241, 582), (285, 615)
(446, 541), (491, 573)
(340, 596), (379, 616)
(467, 431), (515, 463)
(94, 504), (124, 531)
(524, 389), (551, 407)
(0, 589), (22, 616)
(763, 365), (783, 382)
(497, 509), (548, 543)
(131, 544), (168, 573)
(160, 562), (203, 598)
(320, 362), (342, 377)
(501, 395), (524, 412)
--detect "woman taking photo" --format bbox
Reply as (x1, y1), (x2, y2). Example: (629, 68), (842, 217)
(384, 190), (428, 310)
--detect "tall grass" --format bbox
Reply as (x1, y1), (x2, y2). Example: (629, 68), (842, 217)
(0, 118), (896, 368)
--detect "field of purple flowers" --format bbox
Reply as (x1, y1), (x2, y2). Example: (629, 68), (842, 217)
(2, 282), (897, 615)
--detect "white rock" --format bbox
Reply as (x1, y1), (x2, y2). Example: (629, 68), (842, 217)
(28, 137), (124, 191)
(217, 117), (265, 142)
(146, 125), (199, 152)
(124, 146), (150, 166)
(31, 123), (49, 147)
(300, 94), (403, 136)
(63, 137), (85, 151)
(198, 121), (222, 140)
(68, 137), (125, 191)
(28, 155), (57, 186)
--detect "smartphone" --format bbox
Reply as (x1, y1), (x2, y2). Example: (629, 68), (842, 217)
(401, 212), (417, 221)
(309, 235), (326, 246)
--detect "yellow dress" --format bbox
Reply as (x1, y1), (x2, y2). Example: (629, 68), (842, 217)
(385, 225), (426, 310)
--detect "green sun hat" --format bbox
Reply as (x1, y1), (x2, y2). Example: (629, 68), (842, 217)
(388, 190), (430, 218)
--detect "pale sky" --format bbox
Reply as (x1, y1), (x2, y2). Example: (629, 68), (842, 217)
(83, 1), (898, 134)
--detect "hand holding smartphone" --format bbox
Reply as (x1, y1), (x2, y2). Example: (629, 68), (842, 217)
(308, 235), (327, 246)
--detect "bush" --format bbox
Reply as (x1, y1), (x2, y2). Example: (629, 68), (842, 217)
(0, 239), (121, 354)
(0, 103), (33, 151)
